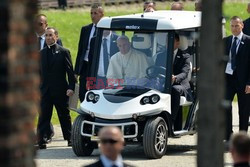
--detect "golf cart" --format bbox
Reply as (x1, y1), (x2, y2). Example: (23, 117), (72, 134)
(72, 10), (201, 159)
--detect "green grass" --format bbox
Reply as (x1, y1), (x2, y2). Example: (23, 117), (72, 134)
(40, 1), (247, 124)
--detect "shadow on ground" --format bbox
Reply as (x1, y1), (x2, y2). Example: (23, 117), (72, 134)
(36, 144), (196, 160)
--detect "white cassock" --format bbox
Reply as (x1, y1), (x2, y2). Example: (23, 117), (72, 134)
(107, 48), (151, 81)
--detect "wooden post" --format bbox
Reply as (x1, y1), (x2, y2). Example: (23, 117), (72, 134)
(197, 0), (225, 167)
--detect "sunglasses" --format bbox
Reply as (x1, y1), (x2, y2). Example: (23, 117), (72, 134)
(100, 138), (119, 145)
(37, 22), (44, 26)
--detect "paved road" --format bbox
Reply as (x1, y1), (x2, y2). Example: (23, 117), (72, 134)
(36, 103), (241, 167)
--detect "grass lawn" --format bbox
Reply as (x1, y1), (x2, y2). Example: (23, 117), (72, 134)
(40, 1), (247, 124)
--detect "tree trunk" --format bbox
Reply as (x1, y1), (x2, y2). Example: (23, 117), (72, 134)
(0, 0), (38, 166)
(197, 0), (225, 167)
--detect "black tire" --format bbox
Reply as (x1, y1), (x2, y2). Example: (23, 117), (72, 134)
(143, 117), (168, 159)
(71, 115), (94, 156)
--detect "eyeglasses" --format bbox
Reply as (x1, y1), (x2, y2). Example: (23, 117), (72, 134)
(100, 138), (119, 145)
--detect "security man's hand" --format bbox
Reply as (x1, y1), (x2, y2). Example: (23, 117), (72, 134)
(66, 89), (74, 96)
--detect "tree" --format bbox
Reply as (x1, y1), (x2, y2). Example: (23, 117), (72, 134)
(197, 0), (225, 167)
(0, 0), (38, 166)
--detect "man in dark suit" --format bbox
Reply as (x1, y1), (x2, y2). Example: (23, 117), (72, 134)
(88, 30), (119, 82)
(37, 27), (76, 149)
(35, 14), (64, 143)
(155, 33), (192, 124)
(230, 132), (250, 167)
(85, 127), (134, 167)
(35, 14), (63, 50)
(243, 3), (250, 36)
(75, 4), (104, 102)
(224, 16), (250, 141)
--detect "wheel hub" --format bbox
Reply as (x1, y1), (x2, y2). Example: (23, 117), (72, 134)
(155, 124), (167, 153)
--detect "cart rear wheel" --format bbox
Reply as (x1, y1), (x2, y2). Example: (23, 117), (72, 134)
(72, 115), (94, 156)
(143, 117), (168, 159)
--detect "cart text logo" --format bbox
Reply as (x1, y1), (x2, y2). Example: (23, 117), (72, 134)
(125, 25), (140, 30)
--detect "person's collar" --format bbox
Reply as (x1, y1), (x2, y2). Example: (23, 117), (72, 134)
(36, 33), (45, 39)
(100, 155), (123, 167)
(233, 31), (243, 41)
(103, 34), (111, 41)
(47, 42), (56, 49)
(174, 49), (178, 56)
(121, 48), (132, 56)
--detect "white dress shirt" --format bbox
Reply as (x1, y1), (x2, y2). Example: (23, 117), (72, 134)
(37, 33), (45, 50)
(173, 49), (178, 63)
(225, 31), (243, 75)
(100, 155), (124, 167)
(84, 24), (96, 62)
(98, 35), (111, 77)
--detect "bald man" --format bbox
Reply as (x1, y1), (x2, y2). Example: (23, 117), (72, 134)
(85, 127), (134, 167)
(171, 2), (183, 11)
(230, 132), (250, 167)
(143, 1), (156, 12)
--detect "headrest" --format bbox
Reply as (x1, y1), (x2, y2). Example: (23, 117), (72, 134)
(156, 33), (168, 46)
(132, 33), (151, 49)
(179, 35), (188, 51)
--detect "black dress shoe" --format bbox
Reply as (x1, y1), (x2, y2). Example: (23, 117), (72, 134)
(39, 143), (47, 149)
(67, 140), (72, 147)
(46, 137), (52, 144)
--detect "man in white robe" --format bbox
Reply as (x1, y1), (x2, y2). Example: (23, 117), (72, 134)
(107, 36), (150, 83)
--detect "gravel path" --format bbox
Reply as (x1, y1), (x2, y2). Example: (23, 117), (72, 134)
(36, 102), (242, 167)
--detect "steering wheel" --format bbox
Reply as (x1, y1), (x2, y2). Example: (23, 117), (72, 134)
(146, 65), (166, 79)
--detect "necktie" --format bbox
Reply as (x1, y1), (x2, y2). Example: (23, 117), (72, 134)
(38, 36), (42, 50)
(231, 36), (238, 70)
(93, 25), (97, 36)
(103, 38), (109, 74)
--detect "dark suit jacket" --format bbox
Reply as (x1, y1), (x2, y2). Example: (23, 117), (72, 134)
(84, 159), (134, 167)
(234, 162), (250, 167)
(88, 33), (119, 74)
(243, 18), (250, 36)
(156, 49), (191, 90)
(40, 44), (75, 97)
(75, 23), (94, 75)
(224, 34), (250, 90)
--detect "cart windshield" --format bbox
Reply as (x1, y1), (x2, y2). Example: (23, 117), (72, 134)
(91, 30), (170, 92)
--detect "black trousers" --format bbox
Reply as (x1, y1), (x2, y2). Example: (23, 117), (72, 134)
(37, 89), (72, 144)
(225, 73), (250, 140)
(171, 85), (186, 121)
(79, 61), (89, 102)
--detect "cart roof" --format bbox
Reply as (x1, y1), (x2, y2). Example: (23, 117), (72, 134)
(97, 10), (201, 31)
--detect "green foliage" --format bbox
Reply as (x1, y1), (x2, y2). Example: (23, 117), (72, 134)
(39, 1), (247, 124)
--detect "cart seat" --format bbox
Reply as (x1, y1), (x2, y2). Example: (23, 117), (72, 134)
(180, 96), (192, 106)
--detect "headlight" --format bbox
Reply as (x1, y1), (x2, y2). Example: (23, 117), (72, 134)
(141, 96), (150, 105)
(140, 94), (160, 105)
(87, 92), (100, 103)
(143, 97), (150, 104)
(94, 95), (100, 101)
(87, 92), (95, 101)
(151, 94), (160, 104)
